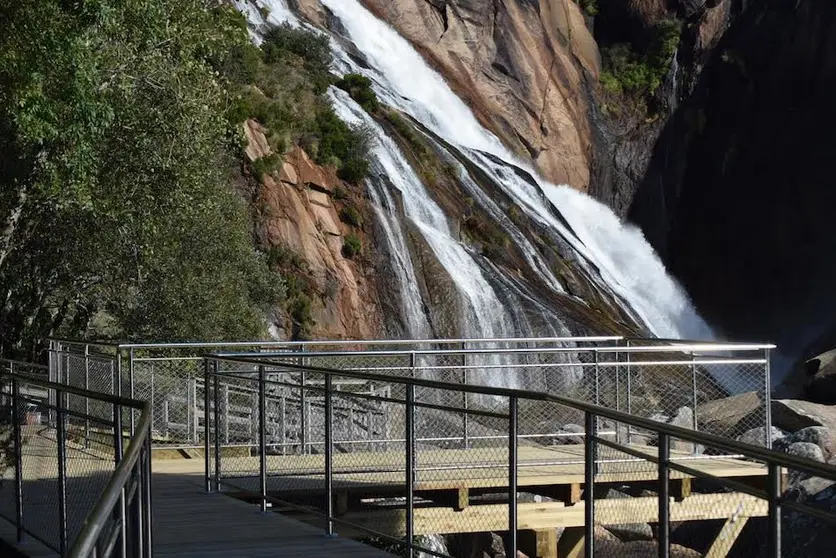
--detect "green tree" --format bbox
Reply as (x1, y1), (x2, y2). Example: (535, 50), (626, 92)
(0, 0), (280, 356)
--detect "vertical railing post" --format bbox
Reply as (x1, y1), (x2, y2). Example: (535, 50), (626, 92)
(114, 402), (126, 557)
(213, 364), (221, 492)
(508, 396), (519, 558)
(129, 348), (135, 436)
(325, 372), (334, 536)
(462, 343), (469, 450)
(658, 433), (671, 558)
(691, 353), (699, 455)
(259, 365), (268, 513)
(12, 376), (24, 543)
(191, 374), (198, 445)
(84, 345), (90, 449)
(767, 463), (781, 558)
(224, 384), (230, 446)
(584, 411), (596, 557)
(300, 346), (308, 455)
(405, 383), (415, 557)
(615, 347), (621, 443)
(57, 389), (68, 557)
(764, 348), (773, 449)
(143, 427), (153, 558)
(204, 360), (212, 493)
(626, 340), (632, 445)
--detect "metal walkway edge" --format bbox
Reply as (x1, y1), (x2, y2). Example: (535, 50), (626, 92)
(151, 472), (391, 557)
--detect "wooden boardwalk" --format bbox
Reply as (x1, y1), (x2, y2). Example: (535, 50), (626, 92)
(4, 430), (769, 558)
(151, 473), (392, 557)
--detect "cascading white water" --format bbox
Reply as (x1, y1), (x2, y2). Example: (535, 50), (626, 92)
(330, 89), (527, 389)
(320, 0), (712, 341)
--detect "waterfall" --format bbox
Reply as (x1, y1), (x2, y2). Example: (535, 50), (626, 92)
(235, 0), (712, 395)
(319, 0), (711, 341)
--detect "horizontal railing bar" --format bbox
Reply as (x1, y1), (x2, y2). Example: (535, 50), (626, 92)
(204, 354), (836, 479)
(212, 371), (509, 419)
(215, 343), (774, 360)
(94, 335), (627, 350)
(2, 370), (144, 410)
(0, 358), (48, 371)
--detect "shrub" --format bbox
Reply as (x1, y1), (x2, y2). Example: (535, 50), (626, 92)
(384, 110), (427, 156)
(342, 234), (362, 258)
(251, 153), (281, 181)
(332, 185), (348, 200)
(262, 23), (331, 90)
(339, 206), (362, 228)
(267, 243), (307, 271)
(316, 109), (373, 183)
(579, 0), (598, 16)
(599, 18), (682, 95)
(336, 73), (380, 113)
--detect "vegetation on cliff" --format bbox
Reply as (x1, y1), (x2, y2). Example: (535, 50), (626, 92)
(0, 0), (284, 356)
(222, 25), (373, 183)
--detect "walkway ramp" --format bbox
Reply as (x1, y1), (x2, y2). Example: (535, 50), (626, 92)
(151, 471), (389, 557)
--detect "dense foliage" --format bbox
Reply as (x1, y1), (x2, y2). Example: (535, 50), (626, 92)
(221, 24), (373, 183)
(0, 0), (281, 356)
(600, 18), (682, 96)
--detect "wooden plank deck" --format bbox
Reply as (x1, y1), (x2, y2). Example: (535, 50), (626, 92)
(151, 473), (392, 557)
(154, 443), (767, 491)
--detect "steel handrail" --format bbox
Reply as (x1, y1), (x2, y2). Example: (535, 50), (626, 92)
(49, 335), (625, 350)
(209, 343), (774, 361)
(0, 365), (151, 558)
(69, 401), (151, 558)
(204, 353), (836, 479)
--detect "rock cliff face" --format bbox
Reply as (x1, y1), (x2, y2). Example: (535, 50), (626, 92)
(242, 120), (385, 340)
(360, 0), (600, 190)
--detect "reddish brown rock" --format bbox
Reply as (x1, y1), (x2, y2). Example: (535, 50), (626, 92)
(243, 119), (272, 162)
(285, 146), (334, 192)
(259, 149), (382, 339)
(360, 0), (598, 190)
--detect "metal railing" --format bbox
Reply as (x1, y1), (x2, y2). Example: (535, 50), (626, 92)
(0, 359), (152, 557)
(202, 353), (836, 558)
(48, 338), (774, 453)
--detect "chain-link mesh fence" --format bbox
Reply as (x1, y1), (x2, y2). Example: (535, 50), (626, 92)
(198, 348), (834, 558)
(0, 360), (131, 555)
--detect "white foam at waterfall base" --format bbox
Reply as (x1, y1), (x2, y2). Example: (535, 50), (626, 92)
(320, 0), (713, 342)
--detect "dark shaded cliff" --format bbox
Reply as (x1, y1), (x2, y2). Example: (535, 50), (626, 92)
(629, 0), (836, 373)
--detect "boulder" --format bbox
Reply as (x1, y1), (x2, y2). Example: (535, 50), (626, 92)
(803, 349), (836, 404)
(784, 442), (825, 463)
(736, 426), (786, 447)
(771, 400), (836, 433)
(696, 391), (762, 439)
(773, 426), (835, 461)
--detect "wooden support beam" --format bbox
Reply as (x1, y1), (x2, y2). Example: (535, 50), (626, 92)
(520, 529), (558, 558)
(455, 487), (469, 511)
(338, 492), (767, 537)
(557, 527), (584, 558)
(705, 515), (750, 557)
(675, 478), (691, 502)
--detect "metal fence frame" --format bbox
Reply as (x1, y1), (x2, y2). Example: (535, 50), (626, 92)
(47, 337), (776, 453)
(0, 359), (152, 558)
(202, 353), (836, 558)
